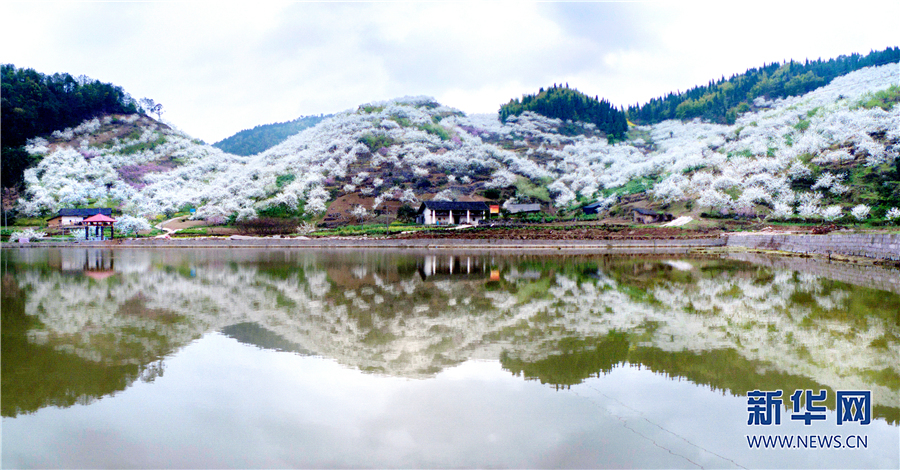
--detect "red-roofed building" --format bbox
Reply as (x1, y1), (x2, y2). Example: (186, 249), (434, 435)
(79, 213), (117, 240)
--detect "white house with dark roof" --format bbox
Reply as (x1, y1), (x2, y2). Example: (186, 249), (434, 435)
(417, 201), (490, 225)
(47, 208), (114, 227)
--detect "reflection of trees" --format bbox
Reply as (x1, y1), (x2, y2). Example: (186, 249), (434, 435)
(1, 274), (149, 418)
(4, 249), (899, 423)
(502, 332), (631, 388)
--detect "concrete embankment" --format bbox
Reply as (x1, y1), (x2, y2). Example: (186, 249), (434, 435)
(23, 236), (727, 254)
(9, 232), (899, 261)
(729, 252), (900, 294)
(726, 232), (900, 262)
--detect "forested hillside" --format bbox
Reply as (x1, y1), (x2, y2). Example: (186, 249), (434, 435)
(213, 114), (329, 156)
(500, 85), (628, 138)
(627, 47), (900, 125)
(1, 64), (140, 187)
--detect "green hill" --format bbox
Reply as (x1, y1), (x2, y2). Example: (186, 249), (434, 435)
(627, 47), (900, 125)
(499, 84), (628, 139)
(212, 114), (329, 156)
(1, 64), (139, 188)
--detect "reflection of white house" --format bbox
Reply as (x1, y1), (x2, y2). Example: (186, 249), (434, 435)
(417, 201), (490, 225)
(48, 208), (113, 227)
(417, 255), (489, 280)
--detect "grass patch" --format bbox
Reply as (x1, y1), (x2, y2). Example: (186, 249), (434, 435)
(515, 177), (552, 203)
(12, 218), (47, 227)
(417, 122), (450, 140)
(359, 105), (385, 114)
(257, 202), (305, 219)
(172, 227), (212, 236)
(855, 84), (900, 111)
(120, 134), (167, 155)
(600, 174), (661, 197)
(311, 223), (428, 237)
(390, 116), (412, 127)
(275, 174), (296, 189)
(358, 134), (396, 153)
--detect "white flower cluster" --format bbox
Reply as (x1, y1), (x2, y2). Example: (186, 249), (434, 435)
(113, 215), (152, 235)
(851, 204), (870, 221)
(9, 228), (46, 241)
(886, 207), (900, 222)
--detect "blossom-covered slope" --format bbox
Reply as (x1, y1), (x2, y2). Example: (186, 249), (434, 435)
(19, 64), (899, 223)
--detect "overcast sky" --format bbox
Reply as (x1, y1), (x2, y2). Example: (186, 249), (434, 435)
(4, 1), (898, 143)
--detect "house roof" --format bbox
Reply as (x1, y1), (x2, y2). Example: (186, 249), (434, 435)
(583, 201), (605, 209)
(506, 203), (541, 214)
(55, 208), (113, 218)
(419, 201), (490, 212)
(82, 213), (117, 223)
(632, 207), (660, 215)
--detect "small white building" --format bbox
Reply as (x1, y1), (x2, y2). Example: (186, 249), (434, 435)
(417, 201), (490, 225)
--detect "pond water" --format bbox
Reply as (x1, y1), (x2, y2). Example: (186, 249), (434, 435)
(2, 248), (898, 469)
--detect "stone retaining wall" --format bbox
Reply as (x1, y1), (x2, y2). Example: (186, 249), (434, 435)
(12, 237), (727, 252)
(10, 233), (899, 260)
(729, 252), (900, 295)
(726, 233), (900, 261)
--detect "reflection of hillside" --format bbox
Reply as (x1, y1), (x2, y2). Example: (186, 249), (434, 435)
(501, 331), (899, 425)
(4, 248), (899, 422)
(221, 322), (312, 355)
(1, 274), (162, 418)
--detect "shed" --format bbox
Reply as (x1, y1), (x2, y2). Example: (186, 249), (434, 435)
(632, 207), (674, 224)
(582, 201), (605, 215)
(505, 203), (541, 215)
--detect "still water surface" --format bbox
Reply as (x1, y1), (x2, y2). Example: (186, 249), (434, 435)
(2, 248), (898, 468)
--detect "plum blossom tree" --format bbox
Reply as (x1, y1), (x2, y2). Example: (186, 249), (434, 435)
(821, 205), (843, 222)
(851, 204), (870, 221)
(350, 205), (369, 222)
(886, 207), (900, 223)
(771, 202), (794, 220)
(114, 215), (152, 235)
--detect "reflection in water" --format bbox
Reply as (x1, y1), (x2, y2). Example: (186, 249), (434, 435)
(417, 254), (490, 280)
(3, 248), (898, 426)
(3, 248), (899, 468)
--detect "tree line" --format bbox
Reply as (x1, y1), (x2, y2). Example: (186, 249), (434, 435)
(1, 64), (139, 188)
(499, 84), (628, 138)
(626, 47), (900, 125)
